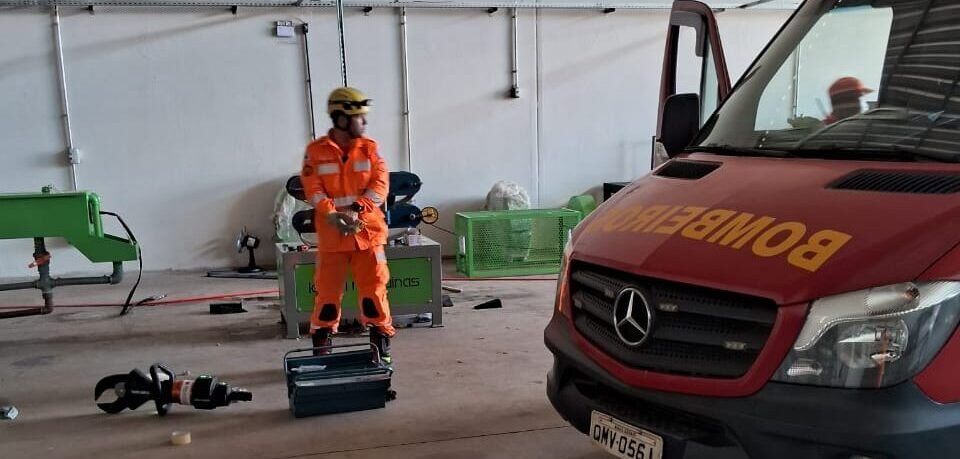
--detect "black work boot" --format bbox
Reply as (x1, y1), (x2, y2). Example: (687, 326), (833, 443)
(369, 327), (392, 366)
(312, 328), (333, 356)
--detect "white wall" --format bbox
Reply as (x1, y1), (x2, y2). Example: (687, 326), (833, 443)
(716, 9), (792, 81)
(407, 9), (540, 241)
(0, 5), (790, 277)
(0, 8), (84, 276)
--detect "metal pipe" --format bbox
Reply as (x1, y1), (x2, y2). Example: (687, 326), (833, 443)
(110, 261), (124, 284)
(0, 264), (121, 292)
(52, 6), (79, 191)
(335, 0), (348, 86)
(36, 238), (54, 313)
(0, 266), (124, 290)
(790, 47), (801, 118)
(0, 307), (52, 319)
(54, 264), (122, 286)
(0, 238), (122, 320)
(13, 1), (699, 10)
(0, 256), (122, 320)
(533, 5), (542, 206)
(509, 7), (519, 98)
(0, 238), (54, 318)
(399, 7), (413, 172)
(0, 281), (39, 292)
(301, 23), (317, 140)
(54, 276), (116, 286)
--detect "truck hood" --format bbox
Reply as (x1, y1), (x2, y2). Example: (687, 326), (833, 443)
(573, 154), (960, 305)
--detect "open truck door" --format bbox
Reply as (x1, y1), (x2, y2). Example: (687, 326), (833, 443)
(653, 0), (732, 167)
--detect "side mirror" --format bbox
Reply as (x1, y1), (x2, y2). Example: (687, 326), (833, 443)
(658, 93), (700, 157)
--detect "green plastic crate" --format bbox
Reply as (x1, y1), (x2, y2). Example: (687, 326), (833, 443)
(455, 209), (580, 278)
(565, 194), (597, 220)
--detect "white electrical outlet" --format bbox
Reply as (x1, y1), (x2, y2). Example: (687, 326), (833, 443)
(276, 20), (295, 38)
(67, 147), (81, 165)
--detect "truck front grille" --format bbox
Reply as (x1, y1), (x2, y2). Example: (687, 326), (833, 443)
(570, 262), (778, 379)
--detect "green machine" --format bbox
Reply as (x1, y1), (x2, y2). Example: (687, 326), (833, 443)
(0, 188), (139, 318)
(276, 238), (443, 339)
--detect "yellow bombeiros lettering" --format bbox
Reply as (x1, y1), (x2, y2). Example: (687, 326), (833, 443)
(603, 207), (642, 232)
(752, 222), (807, 257)
(681, 209), (737, 240)
(625, 205), (669, 232)
(654, 206), (707, 235)
(587, 203), (851, 272)
(643, 205), (684, 232)
(788, 229), (853, 272)
(707, 213), (777, 249)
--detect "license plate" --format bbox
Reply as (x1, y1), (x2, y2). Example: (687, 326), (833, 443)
(590, 411), (664, 459)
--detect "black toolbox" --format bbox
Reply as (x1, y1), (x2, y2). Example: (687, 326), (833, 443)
(284, 343), (393, 418)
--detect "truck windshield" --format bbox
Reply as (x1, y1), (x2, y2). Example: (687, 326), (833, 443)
(696, 0), (960, 162)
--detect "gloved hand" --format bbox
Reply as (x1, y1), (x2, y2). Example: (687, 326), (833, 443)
(345, 211), (366, 234)
(326, 211), (362, 235)
(340, 210), (359, 227)
(326, 212), (350, 234)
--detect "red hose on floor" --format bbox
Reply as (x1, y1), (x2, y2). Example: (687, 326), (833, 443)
(0, 277), (557, 310)
(443, 277), (556, 281)
(0, 289), (279, 310)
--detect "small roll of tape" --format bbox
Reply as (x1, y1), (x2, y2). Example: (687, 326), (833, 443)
(170, 431), (192, 446)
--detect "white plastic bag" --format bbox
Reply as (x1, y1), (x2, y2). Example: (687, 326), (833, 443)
(484, 181), (531, 211)
(272, 186), (313, 244)
(483, 181), (532, 262)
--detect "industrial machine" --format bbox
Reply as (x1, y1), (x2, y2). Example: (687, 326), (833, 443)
(276, 238), (442, 339)
(0, 188), (139, 318)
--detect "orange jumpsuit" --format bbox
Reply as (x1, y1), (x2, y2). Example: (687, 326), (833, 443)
(300, 132), (395, 337)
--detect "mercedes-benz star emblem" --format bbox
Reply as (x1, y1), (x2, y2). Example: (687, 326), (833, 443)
(613, 287), (654, 347)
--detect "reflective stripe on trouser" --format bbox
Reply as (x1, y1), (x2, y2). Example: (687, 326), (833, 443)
(310, 247), (395, 336)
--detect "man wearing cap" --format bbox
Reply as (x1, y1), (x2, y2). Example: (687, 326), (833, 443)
(824, 76), (874, 125)
(299, 87), (395, 364)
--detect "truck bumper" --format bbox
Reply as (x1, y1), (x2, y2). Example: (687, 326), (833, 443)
(545, 313), (960, 459)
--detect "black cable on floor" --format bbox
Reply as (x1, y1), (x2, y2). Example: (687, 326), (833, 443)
(426, 222), (456, 236)
(100, 211), (142, 316)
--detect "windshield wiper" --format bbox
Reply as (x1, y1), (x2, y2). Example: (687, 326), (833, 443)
(687, 145), (794, 158)
(789, 146), (958, 163)
(691, 144), (958, 163)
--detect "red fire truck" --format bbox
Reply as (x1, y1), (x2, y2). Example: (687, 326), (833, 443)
(545, 0), (960, 458)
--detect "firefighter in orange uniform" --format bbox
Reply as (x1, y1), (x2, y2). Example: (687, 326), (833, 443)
(824, 76), (873, 125)
(300, 87), (395, 364)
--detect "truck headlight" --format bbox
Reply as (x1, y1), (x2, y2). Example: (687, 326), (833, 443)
(772, 282), (960, 388)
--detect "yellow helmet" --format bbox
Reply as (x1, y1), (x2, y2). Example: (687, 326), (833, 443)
(327, 87), (372, 116)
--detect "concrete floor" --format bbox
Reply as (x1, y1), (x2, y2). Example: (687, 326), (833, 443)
(0, 265), (609, 459)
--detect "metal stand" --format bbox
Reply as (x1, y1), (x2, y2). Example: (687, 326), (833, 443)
(0, 237), (124, 319)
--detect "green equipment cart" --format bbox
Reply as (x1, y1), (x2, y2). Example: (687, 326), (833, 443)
(0, 188), (139, 318)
